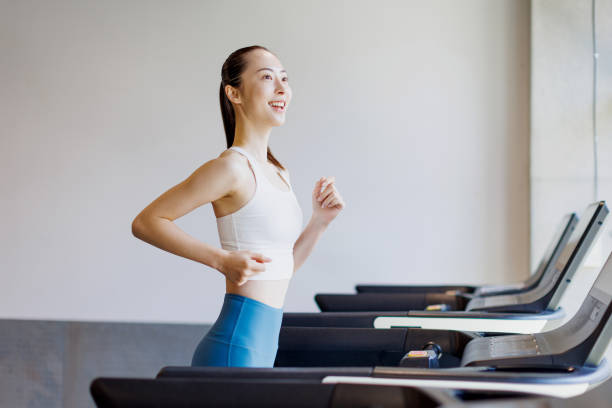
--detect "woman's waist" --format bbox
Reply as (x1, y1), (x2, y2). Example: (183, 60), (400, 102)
(225, 279), (290, 309)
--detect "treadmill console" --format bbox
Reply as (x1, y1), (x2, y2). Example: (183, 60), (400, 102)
(465, 202), (607, 314)
(461, 247), (612, 370)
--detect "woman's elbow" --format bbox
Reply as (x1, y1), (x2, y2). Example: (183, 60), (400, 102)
(131, 216), (147, 239)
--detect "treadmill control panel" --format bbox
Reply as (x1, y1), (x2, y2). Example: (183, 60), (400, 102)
(460, 334), (544, 367)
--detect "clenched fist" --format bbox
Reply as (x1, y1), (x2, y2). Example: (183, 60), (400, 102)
(218, 250), (272, 285)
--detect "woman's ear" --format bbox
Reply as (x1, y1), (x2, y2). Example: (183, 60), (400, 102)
(225, 84), (241, 105)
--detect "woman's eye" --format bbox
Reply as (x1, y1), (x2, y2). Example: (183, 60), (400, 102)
(262, 74), (289, 81)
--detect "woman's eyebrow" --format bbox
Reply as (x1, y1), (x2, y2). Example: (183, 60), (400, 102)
(256, 67), (287, 74)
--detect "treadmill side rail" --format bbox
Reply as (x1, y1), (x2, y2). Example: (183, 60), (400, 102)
(321, 376), (589, 398)
(321, 359), (611, 399)
(373, 309), (566, 334)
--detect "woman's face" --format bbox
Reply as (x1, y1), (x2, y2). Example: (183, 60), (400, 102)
(228, 49), (292, 127)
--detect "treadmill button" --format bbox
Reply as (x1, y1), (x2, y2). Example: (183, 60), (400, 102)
(590, 306), (602, 321)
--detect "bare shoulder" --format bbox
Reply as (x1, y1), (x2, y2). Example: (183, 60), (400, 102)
(190, 151), (238, 183)
(218, 148), (244, 164)
(182, 149), (251, 200)
(216, 148), (252, 180)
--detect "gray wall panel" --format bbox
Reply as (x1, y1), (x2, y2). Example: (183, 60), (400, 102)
(0, 320), (65, 408)
(0, 319), (208, 408)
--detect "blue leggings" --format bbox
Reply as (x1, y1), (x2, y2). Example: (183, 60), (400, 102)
(191, 293), (283, 367)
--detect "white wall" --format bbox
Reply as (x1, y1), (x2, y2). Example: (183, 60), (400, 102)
(1, 0), (530, 323)
(531, 0), (612, 270)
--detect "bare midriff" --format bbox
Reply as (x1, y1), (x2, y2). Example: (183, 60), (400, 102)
(225, 278), (291, 309)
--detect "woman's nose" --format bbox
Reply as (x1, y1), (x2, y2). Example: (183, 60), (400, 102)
(276, 79), (288, 91)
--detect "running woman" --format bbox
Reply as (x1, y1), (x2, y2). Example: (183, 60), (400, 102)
(131, 45), (345, 367)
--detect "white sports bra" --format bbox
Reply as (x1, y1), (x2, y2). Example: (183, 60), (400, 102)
(216, 146), (303, 280)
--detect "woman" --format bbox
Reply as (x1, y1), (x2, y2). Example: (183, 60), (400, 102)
(131, 45), (345, 367)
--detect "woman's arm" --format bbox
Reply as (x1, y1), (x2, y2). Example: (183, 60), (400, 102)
(131, 155), (239, 271)
(293, 217), (329, 272)
(293, 176), (345, 272)
(133, 215), (228, 271)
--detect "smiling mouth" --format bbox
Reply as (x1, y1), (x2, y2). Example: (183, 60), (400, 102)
(268, 101), (286, 112)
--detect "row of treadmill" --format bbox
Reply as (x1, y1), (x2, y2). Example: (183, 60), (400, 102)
(91, 201), (612, 407)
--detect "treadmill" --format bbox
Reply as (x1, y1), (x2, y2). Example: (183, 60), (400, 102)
(282, 202), (608, 334)
(355, 213), (578, 297)
(90, 248), (612, 406)
(316, 204), (605, 313)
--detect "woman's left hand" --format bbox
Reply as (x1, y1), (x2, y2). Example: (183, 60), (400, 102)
(312, 176), (345, 226)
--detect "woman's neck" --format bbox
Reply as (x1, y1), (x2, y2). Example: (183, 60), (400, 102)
(233, 121), (272, 163)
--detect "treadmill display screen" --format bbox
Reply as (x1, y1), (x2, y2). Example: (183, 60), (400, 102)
(531, 214), (575, 281)
(553, 203), (599, 274)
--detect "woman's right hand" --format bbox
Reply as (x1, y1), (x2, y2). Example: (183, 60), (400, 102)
(219, 250), (272, 286)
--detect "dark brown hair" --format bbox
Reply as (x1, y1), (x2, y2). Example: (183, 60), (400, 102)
(219, 45), (285, 170)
